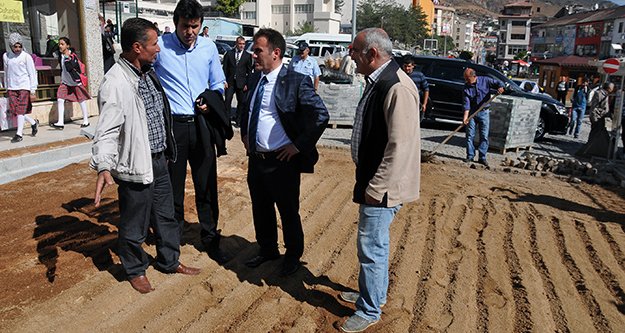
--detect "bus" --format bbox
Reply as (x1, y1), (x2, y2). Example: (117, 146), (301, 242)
(293, 33), (352, 47)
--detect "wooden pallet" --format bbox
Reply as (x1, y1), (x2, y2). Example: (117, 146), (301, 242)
(495, 145), (533, 154)
(327, 120), (353, 129)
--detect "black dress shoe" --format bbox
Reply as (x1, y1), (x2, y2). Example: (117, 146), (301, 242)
(280, 260), (301, 276)
(81, 123), (90, 128)
(10, 135), (22, 143)
(207, 247), (233, 265)
(50, 123), (64, 130)
(245, 254), (280, 268)
(31, 119), (39, 136)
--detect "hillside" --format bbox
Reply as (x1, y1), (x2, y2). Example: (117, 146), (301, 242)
(444, 0), (617, 20)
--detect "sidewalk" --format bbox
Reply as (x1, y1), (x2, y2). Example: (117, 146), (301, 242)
(0, 117), (98, 184)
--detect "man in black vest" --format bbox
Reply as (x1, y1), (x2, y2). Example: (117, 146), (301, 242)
(223, 36), (253, 126)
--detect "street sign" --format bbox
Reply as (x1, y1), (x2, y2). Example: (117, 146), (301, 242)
(603, 58), (620, 74)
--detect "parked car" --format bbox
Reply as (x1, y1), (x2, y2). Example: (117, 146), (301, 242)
(403, 56), (569, 140)
(215, 41), (232, 63)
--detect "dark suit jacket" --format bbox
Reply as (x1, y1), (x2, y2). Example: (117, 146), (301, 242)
(197, 89), (234, 157)
(222, 49), (253, 89)
(241, 66), (329, 173)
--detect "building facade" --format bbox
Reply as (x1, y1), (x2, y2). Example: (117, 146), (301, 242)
(497, 1), (532, 61)
(239, 0), (341, 34)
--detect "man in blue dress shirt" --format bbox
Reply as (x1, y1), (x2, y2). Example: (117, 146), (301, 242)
(462, 68), (504, 167)
(289, 42), (321, 91)
(153, 0), (232, 264)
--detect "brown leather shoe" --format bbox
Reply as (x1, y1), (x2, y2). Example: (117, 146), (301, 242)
(129, 275), (154, 294)
(175, 263), (201, 275)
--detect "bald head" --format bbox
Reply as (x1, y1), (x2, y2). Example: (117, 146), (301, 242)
(464, 68), (477, 84)
(350, 28), (393, 75)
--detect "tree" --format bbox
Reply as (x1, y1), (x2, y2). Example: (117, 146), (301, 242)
(485, 53), (497, 65)
(435, 35), (455, 54)
(514, 50), (528, 60)
(356, 0), (429, 47)
(214, 0), (245, 17)
(285, 22), (317, 36)
(458, 50), (474, 61)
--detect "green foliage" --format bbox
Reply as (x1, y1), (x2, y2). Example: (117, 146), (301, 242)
(435, 35), (455, 54)
(287, 22), (316, 36)
(458, 50), (474, 60)
(356, 0), (429, 47)
(485, 53), (497, 64)
(215, 0), (245, 16)
(514, 50), (528, 60)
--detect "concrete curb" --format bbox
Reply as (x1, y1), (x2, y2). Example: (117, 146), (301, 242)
(0, 142), (91, 185)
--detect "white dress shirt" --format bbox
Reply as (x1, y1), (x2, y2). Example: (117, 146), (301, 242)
(248, 64), (293, 152)
(3, 50), (38, 93)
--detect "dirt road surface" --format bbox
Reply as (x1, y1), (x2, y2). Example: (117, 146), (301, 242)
(1, 139), (625, 332)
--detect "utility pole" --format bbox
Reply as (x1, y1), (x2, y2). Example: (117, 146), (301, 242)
(351, 0), (357, 41)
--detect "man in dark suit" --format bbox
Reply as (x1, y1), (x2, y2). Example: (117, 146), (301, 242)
(241, 28), (329, 276)
(223, 35), (253, 126)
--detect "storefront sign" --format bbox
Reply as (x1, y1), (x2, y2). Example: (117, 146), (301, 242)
(0, 1), (24, 23)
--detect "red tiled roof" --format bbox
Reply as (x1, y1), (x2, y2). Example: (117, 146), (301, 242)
(533, 55), (594, 67)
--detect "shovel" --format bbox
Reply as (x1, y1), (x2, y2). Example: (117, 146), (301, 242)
(422, 93), (501, 163)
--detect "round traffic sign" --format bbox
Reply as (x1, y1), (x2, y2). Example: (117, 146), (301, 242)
(603, 58), (620, 74)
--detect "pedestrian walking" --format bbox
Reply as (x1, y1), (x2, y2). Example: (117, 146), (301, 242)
(3, 33), (39, 143)
(50, 37), (91, 129)
(556, 76), (568, 105)
(401, 55), (429, 121)
(222, 36), (253, 126)
(289, 42), (321, 91)
(568, 78), (589, 139)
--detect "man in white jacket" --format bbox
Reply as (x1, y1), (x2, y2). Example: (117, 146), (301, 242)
(3, 33), (38, 143)
(91, 18), (200, 294)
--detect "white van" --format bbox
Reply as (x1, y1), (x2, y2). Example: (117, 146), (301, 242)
(294, 33), (352, 47)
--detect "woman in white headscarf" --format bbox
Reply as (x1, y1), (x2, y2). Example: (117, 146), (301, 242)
(3, 33), (39, 143)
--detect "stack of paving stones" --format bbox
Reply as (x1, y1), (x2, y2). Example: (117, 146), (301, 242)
(317, 77), (364, 126)
(488, 96), (541, 153)
(500, 153), (625, 187)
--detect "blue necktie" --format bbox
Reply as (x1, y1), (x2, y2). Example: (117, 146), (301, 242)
(248, 76), (268, 153)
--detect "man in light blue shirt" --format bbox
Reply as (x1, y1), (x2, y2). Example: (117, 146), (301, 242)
(153, 0), (232, 265)
(289, 42), (321, 91)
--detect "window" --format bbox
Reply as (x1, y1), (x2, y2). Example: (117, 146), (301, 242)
(272, 5), (290, 14)
(294, 4), (313, 13)
(511, 21), (526, 27)
(242, 11), (256, 19)
(245, 0), (256, 2)
(507, 46), (527, 56)
(510, 34), (526, 40)
(428, 64), (465, 83)
(619, 22), (623, 33)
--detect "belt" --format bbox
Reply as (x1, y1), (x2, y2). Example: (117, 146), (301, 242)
(151, 151), (163, 159)
(172, 115), (195, 123)
(251, 151), (279, 159)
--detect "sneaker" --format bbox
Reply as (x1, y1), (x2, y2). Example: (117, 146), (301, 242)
(478, 159), (489, 167)
(464, 158), (474, 163)
(31, 119), (39, 137)
(341, 314), (379, 333)
(339, 291), (386, 307)
(10, 135), (23, 143)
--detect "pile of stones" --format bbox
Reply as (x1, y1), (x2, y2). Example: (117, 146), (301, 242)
(500, 153), (625, 187)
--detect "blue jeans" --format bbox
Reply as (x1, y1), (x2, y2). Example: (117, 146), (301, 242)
(355, 204), (402, 321)
(466, 110), (490, 161)
(569, 107), (585, 137)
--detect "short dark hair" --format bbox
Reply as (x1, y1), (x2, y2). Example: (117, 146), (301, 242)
(121, 18), (158, 52)
(173, 0), (204, 26)
(402, 55), (414, 65)
(236, 36), (245, 43)
(253, 28), (286, 59)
